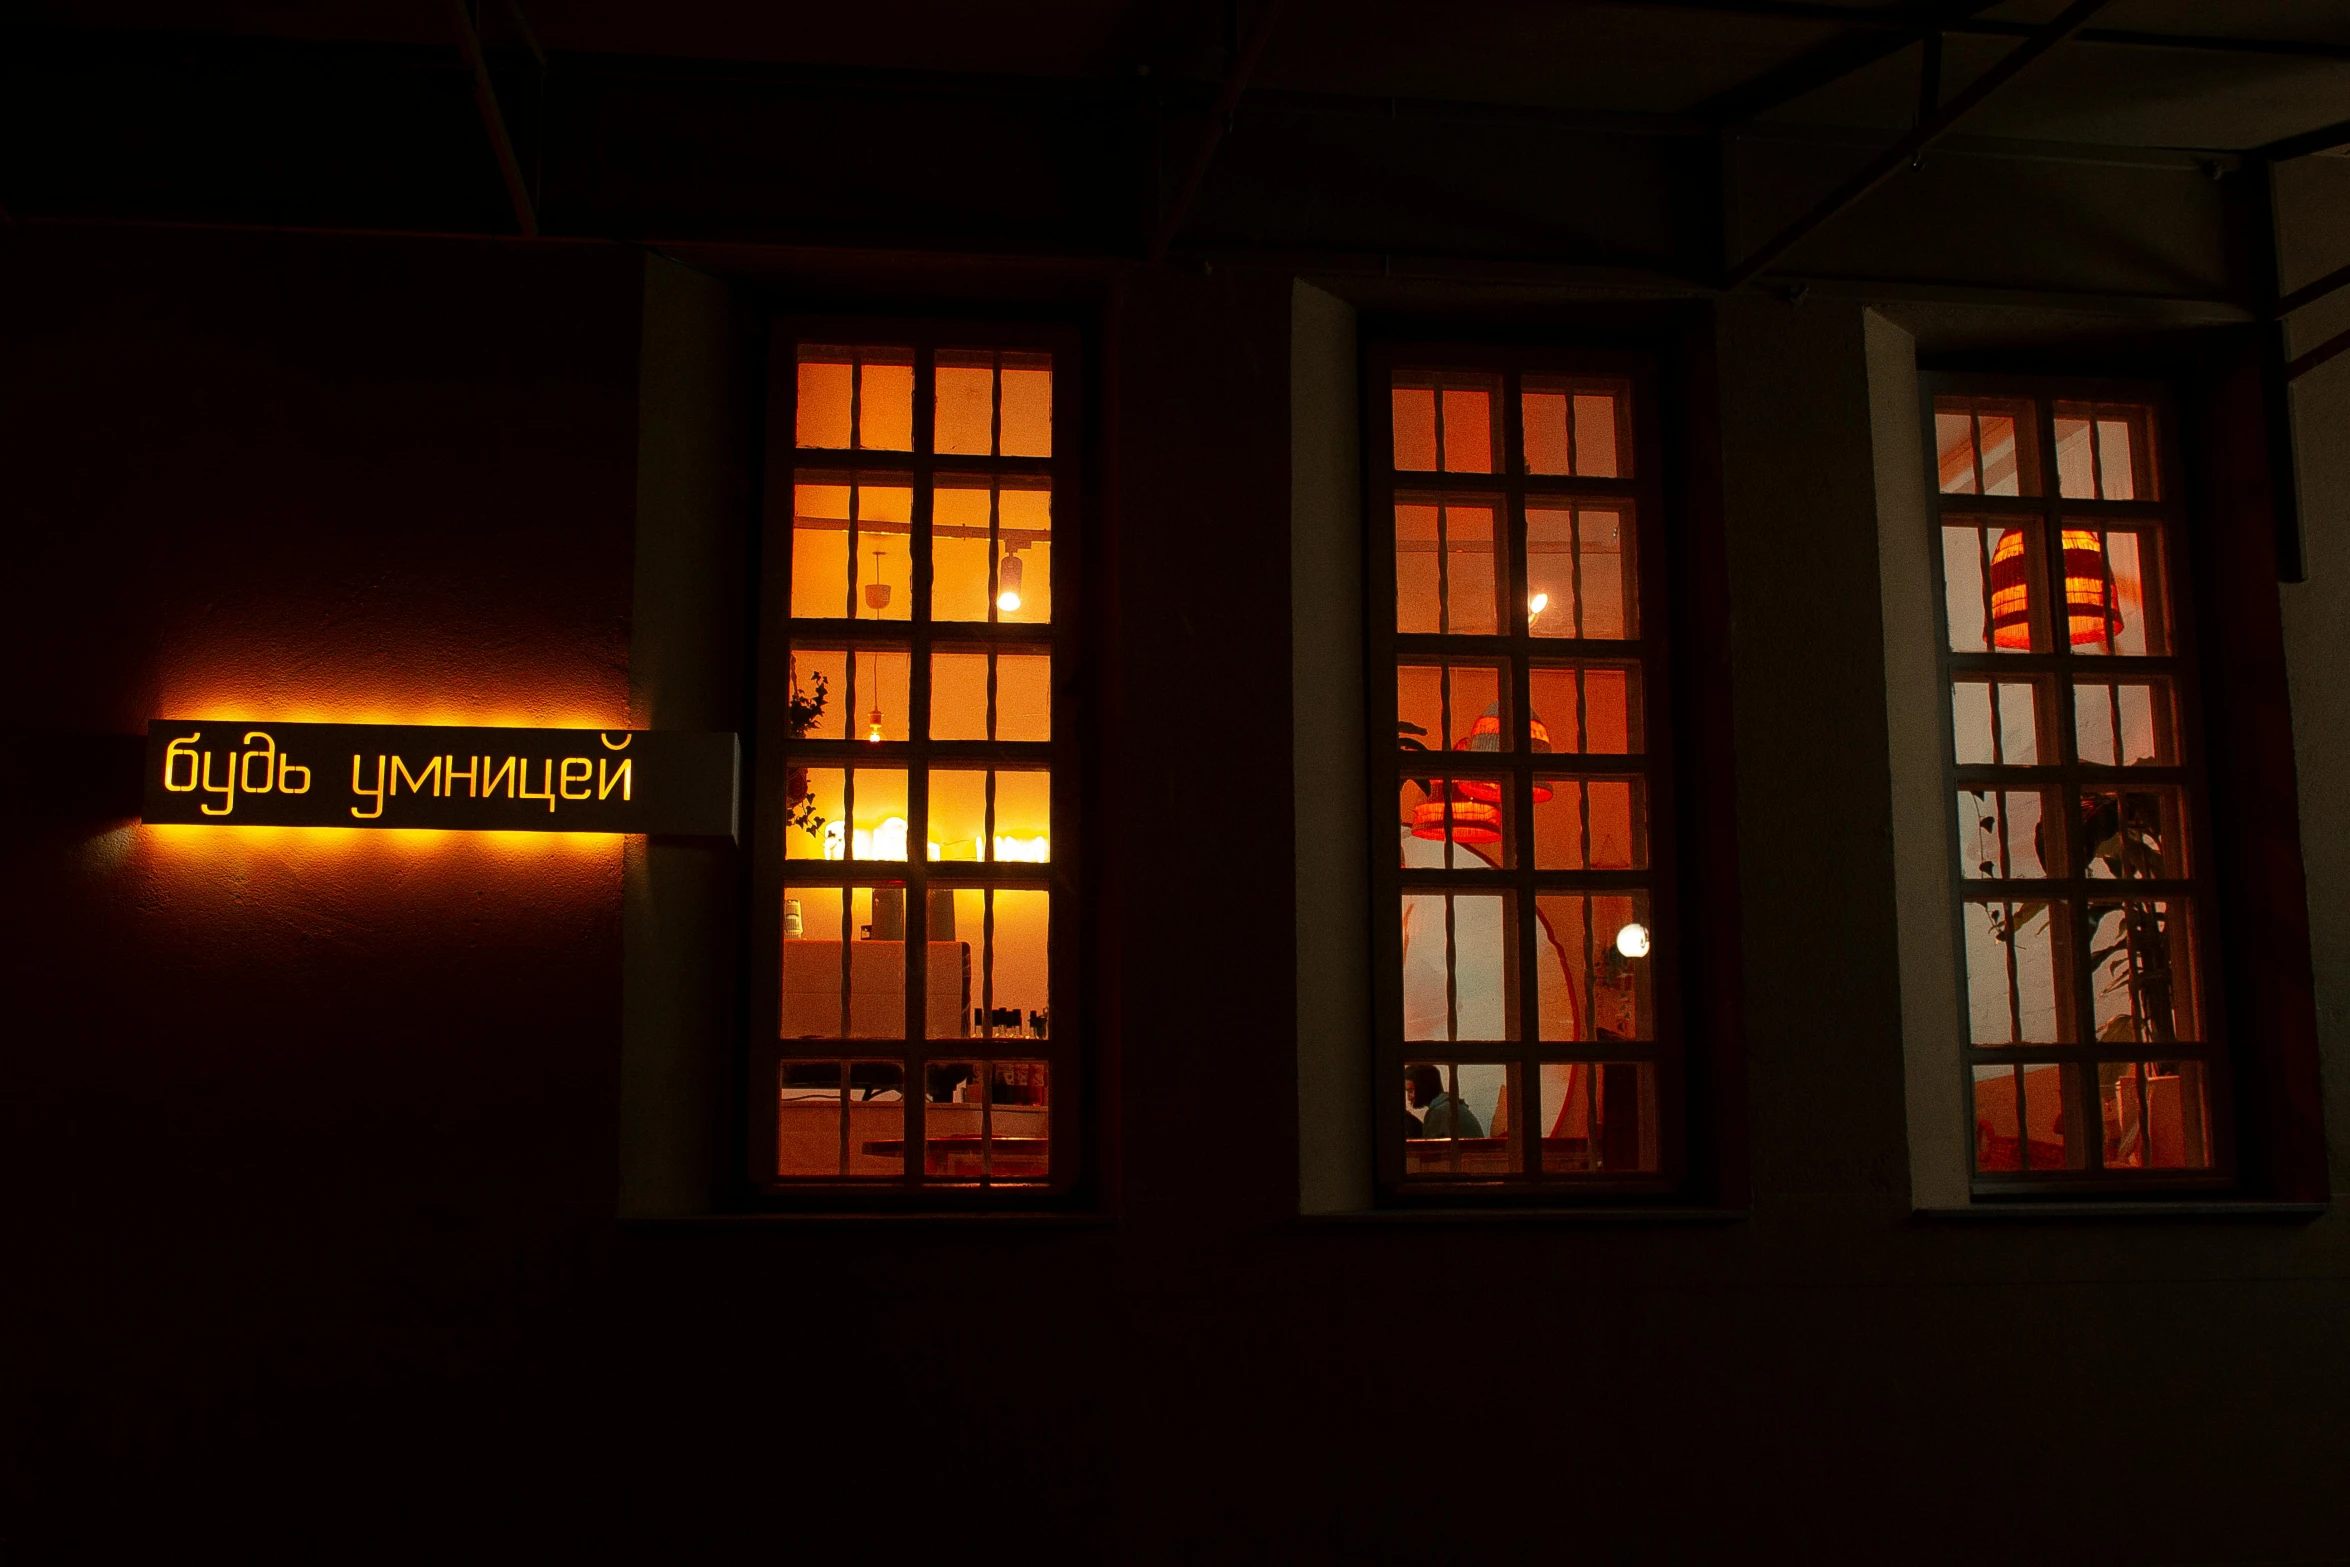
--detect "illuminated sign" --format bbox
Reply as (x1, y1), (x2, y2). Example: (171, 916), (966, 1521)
(142, 721), (738, 837)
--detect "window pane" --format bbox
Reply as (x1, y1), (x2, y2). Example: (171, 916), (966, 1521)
(2068, 526), (2167, 657)
(1522, 389), (1571, 475)
(2099, 1060), (2212, 1170)
(2073, 677), (2176, 767)
(977, 889), (1050, 1041)
(1397, 661), (1507, 754)
(780, 768), (912, 862)
(931, 479), (993, 621)
(788, 647), (849, 739)
(1399, 774), (1514, 870)
(1400, 891), (1518, 1042)
(844, 769), (909, 861)
(796, 351), (855, 449)
(1444, 502), (1501, 634)
(859, 357), (914, 451)
(1576, 508), (1633, 639)
(996, 653), (1052, 742)
(1973, 1063), (2085, 1171)
(929, 890), (980, 1037)
(1954, 788), (2057, 880)
(1574, 393), (1623, 479)
(997, 481), (1052, 624)
(1536, 891), (1653, 1043)
(1962, 899), (2068, 1045)
(1404, 1062), (1522, 1176)
(1934, 395), (2040, 497)
(783, 885), (910, 1039)
(2053, 400), (2158, 501)
(791, 475), (914, 622)
(1392, 383), (1438, 471)
(1951, 677), (2043, 767)
(930, 650), (988, 740)
(992, 770), (1051, 861)
(2081, 786), (2190, 880)
(2087, 899), (2200, 1045)
(1533, 776), (1648, 871)
(934, 352), (994, 456)
(1441, 379), (1498, 473)
(777, 1059), (848, 1175)
(834, 648), (910, 743)
(1395, 501), (1441, 633)
(790, 480), (853, 619)
(777, 1060), (907, 1178)
(1000, 352), (1053, 458)
(1943, 522), (2043, 654)
(1521, 376), (1629, 478)
(1936, 409), (1978, 494)
(1525, 505), (1572, 636)
(1530, 663), (1644, 754)
(988, 1061), (1052, 1178)
(928, 768), (988, 861)
(1538, 1062), (1659, 1173)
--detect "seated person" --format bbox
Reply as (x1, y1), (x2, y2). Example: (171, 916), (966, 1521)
(1406, 1064), (1483, 1139)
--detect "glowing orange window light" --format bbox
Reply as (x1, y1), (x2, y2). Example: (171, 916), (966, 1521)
(1987, 528), (2120, 649)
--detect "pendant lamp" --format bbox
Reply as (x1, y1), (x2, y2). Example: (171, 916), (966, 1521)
(1988, 529), (2121, 649)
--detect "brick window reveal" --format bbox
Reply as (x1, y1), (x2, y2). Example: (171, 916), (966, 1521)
(753, 324), (1078, 1200)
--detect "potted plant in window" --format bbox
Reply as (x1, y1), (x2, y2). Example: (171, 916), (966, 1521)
(785, 662), (829, 837)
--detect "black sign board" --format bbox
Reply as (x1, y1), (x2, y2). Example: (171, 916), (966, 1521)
(142, 720), (738, 837)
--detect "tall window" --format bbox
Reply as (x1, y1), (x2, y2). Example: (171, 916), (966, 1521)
(1366, 346), (1680, 1197)
(753, 325), (1077, 1199)
(1927, 381), (2228, 1190)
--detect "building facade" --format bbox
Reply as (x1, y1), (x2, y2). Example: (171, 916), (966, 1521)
(7, 3), (2350, 1558)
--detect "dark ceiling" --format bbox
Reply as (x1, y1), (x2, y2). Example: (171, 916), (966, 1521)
(16, 0), (2350, 153)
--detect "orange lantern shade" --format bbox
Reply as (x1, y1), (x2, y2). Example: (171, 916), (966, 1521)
(1409, 703), (1554, 842)
(1988, 528), (2121, 649)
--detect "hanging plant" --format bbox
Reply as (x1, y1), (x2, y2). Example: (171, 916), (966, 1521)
(785, 670), (829, 837)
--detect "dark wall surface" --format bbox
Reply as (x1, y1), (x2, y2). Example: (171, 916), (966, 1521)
(4, 223), (2349, 1563)
(0, 225), (642, 1554)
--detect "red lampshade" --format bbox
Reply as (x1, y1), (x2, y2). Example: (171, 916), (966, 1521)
(1409, 702), (1554, 842)
(1988, 528), (2121, 649)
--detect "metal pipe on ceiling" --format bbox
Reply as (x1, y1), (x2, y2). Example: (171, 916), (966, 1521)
(1721, 0), (2113, 290)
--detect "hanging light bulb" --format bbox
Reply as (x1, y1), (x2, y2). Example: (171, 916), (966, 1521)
(1528, 591), (1550, 619)
(1615, 922), (1651, 959)
(866, 707), (884, 743)
(996, 550), (1025, 614)
(865, 650), (884, 742)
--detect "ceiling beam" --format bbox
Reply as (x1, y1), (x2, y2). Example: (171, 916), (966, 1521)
(2287, 323), (2350, 382)
(2276, 257), (2350, 318)
(1590, 2), (2350, 63)
(1722, 0), (2111, 290)
(444, 0), (538, 237)
(1148, 0), (1287, 264)
(2256, 115), (2350, 163)
(1694, 1), (1999, 127)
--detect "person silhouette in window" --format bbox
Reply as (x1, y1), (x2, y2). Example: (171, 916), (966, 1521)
(1407, 1064), (1483, 1139)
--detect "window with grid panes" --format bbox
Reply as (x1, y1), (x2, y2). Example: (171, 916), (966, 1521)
(753, 326), (1077, 1198)
(1927, 379), (2230, 1191)
(1367, 346), (1681, 1197)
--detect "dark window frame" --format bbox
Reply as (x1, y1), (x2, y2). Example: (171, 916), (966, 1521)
(747, 314), (1090, 1209)
(1360, 335), (1738, 1206)
(1920, 361), (2328, 1202)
